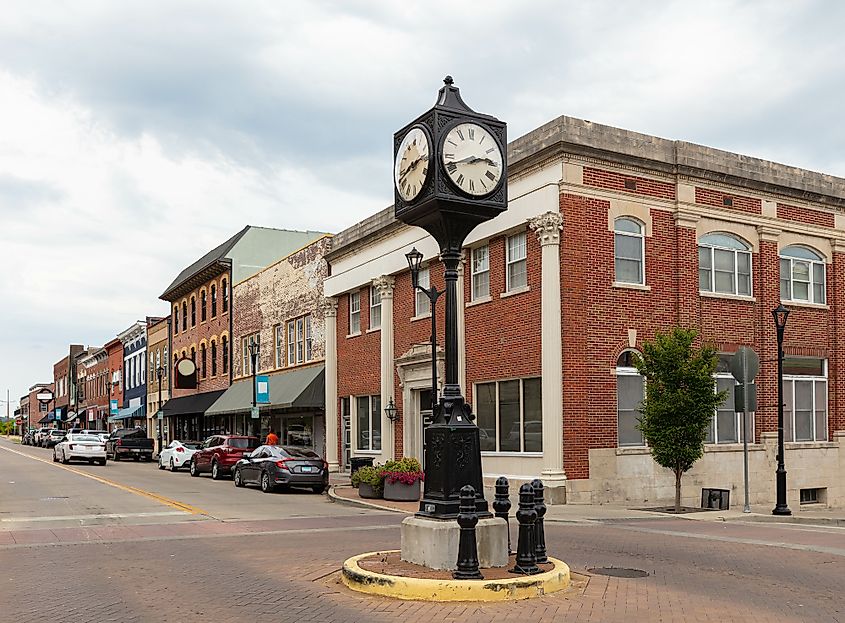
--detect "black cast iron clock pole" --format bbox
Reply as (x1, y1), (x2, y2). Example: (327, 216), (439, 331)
(393, 77), (507, 519)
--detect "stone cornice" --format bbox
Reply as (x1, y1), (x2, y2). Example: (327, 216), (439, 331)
(757, 225), (782, 243)
(674, 210), (700, 229)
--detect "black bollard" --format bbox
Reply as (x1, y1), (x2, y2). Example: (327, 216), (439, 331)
(453, 484), (483, 580)
(510, 483), (540, 575)
(531, 478), (548, 564)
(492, 476), (512, 554)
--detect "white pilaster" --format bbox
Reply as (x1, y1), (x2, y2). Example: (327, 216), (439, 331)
(323, 298), (340, 472)
(529, 211), (567, 500)
(373, 276), (396, 460)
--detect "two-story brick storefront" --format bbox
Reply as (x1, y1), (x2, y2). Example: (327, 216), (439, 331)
(160, 226), (329, 442)
(324, 115), (845, 509)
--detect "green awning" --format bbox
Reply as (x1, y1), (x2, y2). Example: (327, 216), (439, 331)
(108, 404), (145, 422)
(205, 364), (324, 416)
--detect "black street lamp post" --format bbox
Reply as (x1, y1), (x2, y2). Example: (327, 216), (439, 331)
(248, 340), (260, 437)
(156, 366), (166, 456)
(406, 247), (443, 418)
(771, 304), (792, 516)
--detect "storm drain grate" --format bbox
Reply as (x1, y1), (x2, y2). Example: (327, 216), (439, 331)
(589, 567), (649, 578)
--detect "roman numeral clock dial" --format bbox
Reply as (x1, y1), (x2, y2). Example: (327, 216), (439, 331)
(442, 122), (503, 196)
(394, 127), (430, 202)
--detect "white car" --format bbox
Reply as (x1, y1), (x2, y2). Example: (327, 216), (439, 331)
(158, 440), (201, 472)
(53, 434), (107, 465)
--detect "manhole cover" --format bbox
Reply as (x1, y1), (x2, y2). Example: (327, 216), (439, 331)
(589, 567), (649, 578)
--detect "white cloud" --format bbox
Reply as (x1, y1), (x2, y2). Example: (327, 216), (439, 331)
(1, 0), (844, 403)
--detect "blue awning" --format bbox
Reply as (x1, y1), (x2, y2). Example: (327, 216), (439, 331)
(108, 404), (145, 423)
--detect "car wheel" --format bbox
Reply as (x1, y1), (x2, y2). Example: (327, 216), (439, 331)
(190, 459), (199, 477)
(234, 468), (245, 488)
(61, 450), (69, 465)
(52, 450), (58, 462)
(99, 459), (107, 466)
(312, 484), (327, 494)
(133, 455), (140, 462)
(113, 451), (121, 462)
(169, 458), (178, 472)
(211, 460), (222, 480)
(261, 471), (274, 493)
(89, 459), (95, 465)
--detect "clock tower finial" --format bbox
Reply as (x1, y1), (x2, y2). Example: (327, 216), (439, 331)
(436, 75), (473, 112)
(443, 75), (454, 85)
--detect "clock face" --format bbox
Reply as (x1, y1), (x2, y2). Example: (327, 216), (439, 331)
(442, 123), (503, 196)
(177, 358), (196, 376)
(394, 127), (430, 201)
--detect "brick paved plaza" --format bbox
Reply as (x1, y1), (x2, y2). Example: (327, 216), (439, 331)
(2, 440), (844, 623)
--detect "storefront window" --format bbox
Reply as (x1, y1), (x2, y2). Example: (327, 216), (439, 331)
(283, 416), (314, 448)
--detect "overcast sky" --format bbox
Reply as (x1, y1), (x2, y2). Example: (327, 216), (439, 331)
(2, 0), (844, 410)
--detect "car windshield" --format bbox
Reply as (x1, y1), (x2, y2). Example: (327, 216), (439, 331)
(227, 438), (258, 449)
(281, 447), (320, 459)
(73, 435), (99, 442)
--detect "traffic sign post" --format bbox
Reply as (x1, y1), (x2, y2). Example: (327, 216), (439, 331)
(730, 346), (760, 513)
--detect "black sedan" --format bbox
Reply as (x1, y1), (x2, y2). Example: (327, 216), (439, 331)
(233, 445), (329, 494)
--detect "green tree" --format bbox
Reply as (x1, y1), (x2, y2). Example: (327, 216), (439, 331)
(634, 327), (725, 512)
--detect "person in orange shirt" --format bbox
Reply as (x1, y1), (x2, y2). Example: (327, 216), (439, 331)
(266, 429), (279, 445)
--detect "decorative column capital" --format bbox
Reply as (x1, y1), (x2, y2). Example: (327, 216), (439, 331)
(372, 275), (396, 299)
(831, 238), (845, 255)
(322, 297), (338, 318)
(757, 225), (782, 243)
(528, 211), (564, 246)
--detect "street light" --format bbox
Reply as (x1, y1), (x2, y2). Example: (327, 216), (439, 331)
(771, 303), (792, 516)
(156, 365), (166, 456)
(384, 398), (399, 423)
(248, 339), (260, 437)
(406, 248), (443, 421)
(36, 388), (54, 432)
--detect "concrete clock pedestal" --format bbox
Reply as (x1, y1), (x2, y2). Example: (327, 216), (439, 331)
(400, 515), (508, 571)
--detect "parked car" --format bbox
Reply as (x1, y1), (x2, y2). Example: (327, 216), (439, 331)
(105, 428), (154, 461)
(34, 428), (51, 446)
(158, 440), (201, 472)
(233, 445), (329, 493)
(190, 435), (259, 480)
(43, 429), (66, 448)
(22, 429), (36, 446)
(53, 434), (106, 465)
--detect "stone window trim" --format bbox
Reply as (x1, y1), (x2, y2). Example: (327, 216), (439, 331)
(615, 349), (646, 448)
(466, 294), (492, 308)
(500, 285), (530, 299)
(222, 277), (229, 314)
(780, 245), (826, 305)
(200, 288), (208, 323)
(190, 295), (197, 327)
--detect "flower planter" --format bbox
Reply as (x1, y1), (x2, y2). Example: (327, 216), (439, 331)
(383, 479), (421, 502)
(359, 483), (383, 499)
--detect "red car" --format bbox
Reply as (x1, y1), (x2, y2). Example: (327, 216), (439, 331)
(189, 435), (259, 480)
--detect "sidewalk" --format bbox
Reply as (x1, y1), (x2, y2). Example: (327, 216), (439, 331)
(330, 485), (845, 527)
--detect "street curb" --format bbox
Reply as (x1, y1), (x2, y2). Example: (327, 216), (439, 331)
(342, 550), (571, 602)
(328, 486), (408, 514)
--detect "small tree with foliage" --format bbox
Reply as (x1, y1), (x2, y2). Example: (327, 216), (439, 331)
(634, 328), (725, 512)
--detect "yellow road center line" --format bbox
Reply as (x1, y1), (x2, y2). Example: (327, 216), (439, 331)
(0, 445), (208, 516)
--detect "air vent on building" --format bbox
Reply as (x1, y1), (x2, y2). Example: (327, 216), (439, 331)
(624, 179), (637, 190)
(800, 488), (825, 504)
(723, 196), (733, 207)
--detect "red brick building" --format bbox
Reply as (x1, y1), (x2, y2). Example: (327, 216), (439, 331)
(52, 345), (83, 426)
(22, 383), (53, 430)
(160, 226), (329, 442)
(325, 115), (845, 509)
(77, 348), (109, 429)
(105, 338), (124, 419)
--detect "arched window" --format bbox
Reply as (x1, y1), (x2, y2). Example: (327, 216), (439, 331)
(222, 278), (229, 313)
(614, 217), (645, 285)
(201, 290), (207, 322)
(173, 306), (179, 335)
(182, 302), (188, 331)
(200, 343), (207, 379)
(616, 350), (644, 447)
(698, 233), (752, 296)
(190, 296), (196, 327)
(190, 346), (196, 363)
(211, 340), (217, 376)
(221, 335), (229, 374)
(780, 246), (825, 304)
(211, 284), (217, 318)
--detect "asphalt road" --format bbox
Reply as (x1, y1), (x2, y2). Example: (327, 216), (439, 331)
(2, 437), (844, 622)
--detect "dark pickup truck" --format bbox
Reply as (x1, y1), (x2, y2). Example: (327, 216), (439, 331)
(105, 428), (154, 462)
